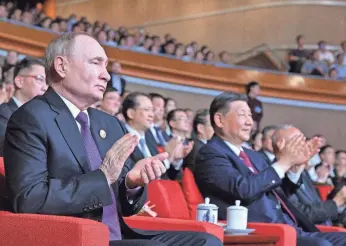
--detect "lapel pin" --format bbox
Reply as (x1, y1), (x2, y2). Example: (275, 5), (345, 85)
(99, 129), (107, 139)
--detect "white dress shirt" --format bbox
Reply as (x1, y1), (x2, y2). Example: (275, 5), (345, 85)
(12, 96), (24, 107)
(225, 141), (302, 183)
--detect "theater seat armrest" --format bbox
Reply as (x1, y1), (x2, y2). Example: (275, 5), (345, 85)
(317, 225), (346, 232)
(248, 222), (296, 246)
(124, 216), (224, 242)
(0, 212), (109, 246)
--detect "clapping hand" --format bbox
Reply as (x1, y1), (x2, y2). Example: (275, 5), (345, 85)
(165, 136), (194, 163)
(126, 152), (169, 188)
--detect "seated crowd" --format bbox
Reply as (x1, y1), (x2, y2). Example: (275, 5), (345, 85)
(0, 0), (231, 66)
(288, 35), (346, 80)
(0, 32), (346, 246)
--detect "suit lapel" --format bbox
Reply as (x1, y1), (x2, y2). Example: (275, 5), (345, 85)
(212, 135), (251, 175)
(88, 109), (109, 160)
(45, 88), (90, 173)
(7, 98), (18, 113)
(131, 146), (145, 163)
(245, 149), (264, 172)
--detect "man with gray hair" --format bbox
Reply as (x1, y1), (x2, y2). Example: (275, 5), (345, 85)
(272, 125), (346, 228)
(4, 33), (221, 245)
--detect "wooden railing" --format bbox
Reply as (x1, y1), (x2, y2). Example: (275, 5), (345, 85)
(1, 21), (346, 105)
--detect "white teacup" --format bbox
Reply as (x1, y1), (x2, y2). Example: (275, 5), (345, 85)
(227, 200), (248, 230)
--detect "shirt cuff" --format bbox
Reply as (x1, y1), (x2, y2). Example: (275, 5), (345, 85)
(338, 204), (346, 214)
(271, 162), (285, 179)
(172, 159), (184, 170)
(125, 174), (143, 203)
(287, 170), (303, 184)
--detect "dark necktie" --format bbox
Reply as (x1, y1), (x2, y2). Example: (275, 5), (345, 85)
(76, 112), (122, 240)
(239, 151), (297, 224)
(154, 126), (166, 146)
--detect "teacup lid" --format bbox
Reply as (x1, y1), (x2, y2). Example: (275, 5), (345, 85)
(197, 197), (218, 210)
(227, 200), (248, 211)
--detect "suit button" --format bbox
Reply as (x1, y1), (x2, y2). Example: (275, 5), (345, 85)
(98, 202), (103, 207)
(276, 204), (281, 209)
(272, 180), (276, 184)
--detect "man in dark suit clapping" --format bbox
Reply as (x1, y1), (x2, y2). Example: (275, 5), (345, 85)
(4, 33), (221, 246)
(195, 91), (346, 246)
(0, 58), (47, 156)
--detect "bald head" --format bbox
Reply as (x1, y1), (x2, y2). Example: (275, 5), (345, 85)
(272, 125), (301, 154)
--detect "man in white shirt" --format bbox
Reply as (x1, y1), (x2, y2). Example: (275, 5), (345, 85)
(122, 92), (193, 180)
(317, 41), (335, 65)
(0, 58), (46, 156)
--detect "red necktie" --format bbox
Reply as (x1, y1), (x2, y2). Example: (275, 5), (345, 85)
(239, 151), (297, 224)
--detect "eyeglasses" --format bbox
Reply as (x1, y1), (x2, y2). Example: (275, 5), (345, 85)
(21, 75), (46, 84)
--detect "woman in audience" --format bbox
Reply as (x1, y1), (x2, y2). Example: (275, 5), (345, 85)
(38, 17), (51, 29)
(174, 43), (185, 59)
(49, 20), (60, 33)
(204, 51), (215, 63)
(194, 51), (204, 63)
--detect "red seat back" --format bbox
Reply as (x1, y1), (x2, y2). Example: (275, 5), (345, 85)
(147, 180), (190, 220)
(0, 157), (4, 177)
(181, 168), (204, 219)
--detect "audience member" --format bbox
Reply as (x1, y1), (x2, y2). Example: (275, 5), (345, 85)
(288, 35), (310, 73)
(99, 87), (121, 116)
(330, 54), (346, 79)
(249, 131), (262, 151)
(246, 81), (263, 132)
(183, 109), (214, 171)
(0, 58), (46, 156)
(272, 125), (346, 226)
(166, 109), (190, 141)
(107, 61), (126, 96)
(148, 93), (169, 146)
(309, 145), (335, 182)
(122, 92), (193, 180)
(332, 150), (346, 187)
(4, 32), (221, 246)
(194, 91), (346, 246)
(258, 125), (278, 165)
(317, 41), (335, 65)
(301, 50), (328, 76)
(314, 163), (334, 185)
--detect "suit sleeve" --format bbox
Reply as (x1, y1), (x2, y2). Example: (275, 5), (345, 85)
(195, 146), (282, 203)
(4, 108), (113, 214)
(288, 193), (338, 223)
(116, 119), (147, 216)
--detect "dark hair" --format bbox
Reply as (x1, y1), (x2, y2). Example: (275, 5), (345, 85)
(335, 150), (346, 157)
(319, 145), (333, 156)
(149, 93), (165, 102)
(193, 109), (209, 134)
(314, 162), (324, 171)
(245, 81), (259, 95)
(166, 108), (186, 128)
(121, 92), (150, 121)
(318, 40), (326, 46)
(296, 35), (304, 42)
(209, 92), (247, 129)
(103, 86), (118, 97)
(13, 58), (44, 79)
(164, 97), (176, 105)
(341, 40), (346, 47)
(262, 125), (278, 140)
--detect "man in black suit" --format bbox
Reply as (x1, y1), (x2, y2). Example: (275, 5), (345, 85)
(122, 92), (194, 181)
(107, 61), (126, 96)
(147, 93), (169, 147)
(183, 109), (214, 171)
(257, 125), (278, 166)
(195, 92), (346, 246)
(271, 125), (346, 226)
(5, 33), (221, 246)
(0, 58), (46, 156)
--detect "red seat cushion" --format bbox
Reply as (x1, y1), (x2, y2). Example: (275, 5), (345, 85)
(147, 180), (190, 220)
(181, 168), (204, 219)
